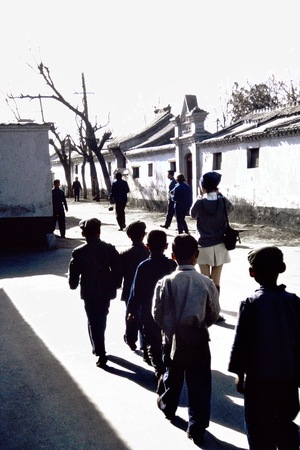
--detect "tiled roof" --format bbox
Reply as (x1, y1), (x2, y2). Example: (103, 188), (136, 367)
(0, 122), (52, 129)
(200, 103), (300, 146)
(108, 108), (174, 151)
(130, 121), (174, 149)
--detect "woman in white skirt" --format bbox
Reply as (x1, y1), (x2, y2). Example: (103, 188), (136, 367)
(190, 171), (234, 321)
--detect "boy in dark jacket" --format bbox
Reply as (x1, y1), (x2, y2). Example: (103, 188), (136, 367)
(228, 246), (300, 449)
(120, 221), (149, 351)
(68, 218), (122, 368)
(126, 230), (177, 386)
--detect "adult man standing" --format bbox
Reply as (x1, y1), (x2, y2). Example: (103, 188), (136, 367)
(68, 218), (122, 368)
(72, 177), (82, 201)
(52, 179), (68, 238)
(110, 172), (130, 231)
(173, 174), (193, 234)
(160, 170), (177, 230)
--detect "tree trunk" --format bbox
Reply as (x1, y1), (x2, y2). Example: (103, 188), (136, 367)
(89, 158), (100, 201)
(62, 161), (72, 197)
(86, 124), (111, 195)
(81, 157), (88, 199)
(93, 150), (111, 195)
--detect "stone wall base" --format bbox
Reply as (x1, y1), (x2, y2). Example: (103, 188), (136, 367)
(129, 199), (300, 232)
(230, 204), (300, 231)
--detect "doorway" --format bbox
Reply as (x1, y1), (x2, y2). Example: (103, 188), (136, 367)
(186, 153), (192, 186)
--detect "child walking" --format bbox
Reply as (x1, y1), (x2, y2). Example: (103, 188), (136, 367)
(120, 221), (149, 351)
(126, 230), (177, 388)
(153, 234), (220, 446)
(228, 246), (300, 449)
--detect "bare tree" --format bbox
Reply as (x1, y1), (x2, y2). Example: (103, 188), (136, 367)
(49, 125), (73, 196)
(75, 117), (100, 200)
(8, 62), (112, 194)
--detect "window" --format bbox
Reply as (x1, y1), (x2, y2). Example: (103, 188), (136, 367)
(132, 167), (140, 179)
(213, 152), (222, 170)
(247, 148), (259, 168)
(107, 162), (112, 176)
(148, 163), (153, 177)
(75, 164), (78, 174)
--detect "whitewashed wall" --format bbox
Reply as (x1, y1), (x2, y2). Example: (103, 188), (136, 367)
(0, 124), (52, 218)
(124, 146), (176, 204)
(201, 135), (300, 209)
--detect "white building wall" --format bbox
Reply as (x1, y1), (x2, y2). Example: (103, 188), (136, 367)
(51, 162), (67, 188)
(0, 124), (52, 218)
(125, 147), (175, 203)
(54, 147), (176, 203)
(201, 135), (300, 210)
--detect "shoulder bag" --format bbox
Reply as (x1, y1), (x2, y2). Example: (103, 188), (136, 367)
(222, 197), (240, 250)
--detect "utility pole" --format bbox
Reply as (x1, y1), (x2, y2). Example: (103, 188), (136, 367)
(81, 73), (89, 120)
(81, 73), (98, 200)
(74, 74), (100, 200)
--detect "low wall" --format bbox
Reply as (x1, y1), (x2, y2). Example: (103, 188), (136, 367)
(129, 198), (300, 232)
(230, 203), (300, 231)
(0, 217), (54, 250)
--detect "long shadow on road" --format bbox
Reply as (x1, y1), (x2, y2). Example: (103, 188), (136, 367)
(0, 288), (130, 450)
(105, 354), (158, 393)
(0, 248), (74, 279)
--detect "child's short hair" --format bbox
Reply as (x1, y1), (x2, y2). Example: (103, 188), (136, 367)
(172, 234), (198, 261)
(248, 246), (285, 275)
(147, 230), (167, 252)
(126, 221), (146, 240)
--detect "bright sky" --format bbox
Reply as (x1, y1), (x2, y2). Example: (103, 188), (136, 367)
(1, 0), (300, 138)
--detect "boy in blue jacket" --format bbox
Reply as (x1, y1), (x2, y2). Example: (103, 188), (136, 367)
(126, 230), (177, 388)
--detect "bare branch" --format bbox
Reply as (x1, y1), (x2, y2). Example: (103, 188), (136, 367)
(5, 97), (21, 121)
(9, 60), (113, 192)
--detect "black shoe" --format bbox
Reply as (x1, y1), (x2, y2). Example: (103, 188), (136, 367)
(142, 349), (152, 366)
(96, 356), (107, 368)
(156, 374), (165, 395)
(157, 397), (175, 421)
(160, 225), (169, 229)
(187, 429), (205, 447)
(123, 334), (137, 351)
(216, 315), (225, 322)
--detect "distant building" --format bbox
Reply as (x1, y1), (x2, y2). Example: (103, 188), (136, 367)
(106, 96), (211, 208)
(199, 104), (300, 229)
(50, 97), (300, 230)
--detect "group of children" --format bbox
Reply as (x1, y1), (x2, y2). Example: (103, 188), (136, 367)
(69, 218), (300, 449)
